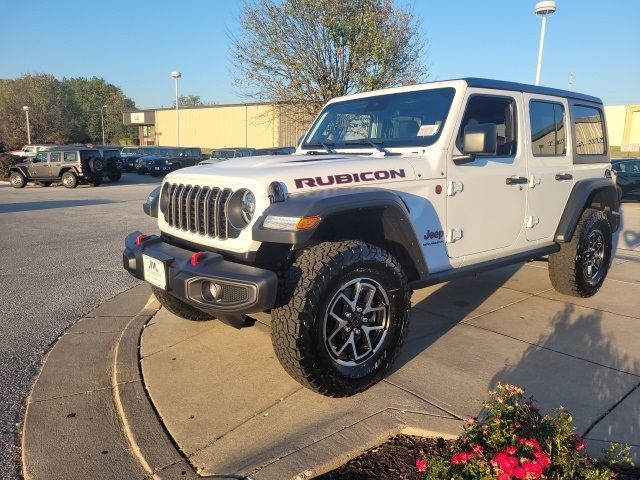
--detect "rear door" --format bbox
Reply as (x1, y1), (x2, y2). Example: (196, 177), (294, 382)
(48, 151), (62, 178)
(524, 95), (573, 241)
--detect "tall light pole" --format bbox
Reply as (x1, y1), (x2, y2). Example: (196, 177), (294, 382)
(534, 1), (557, 86)
(170, 71), (182, 146)
(22, 106), (31, 144)
(100, 105), (108, 145)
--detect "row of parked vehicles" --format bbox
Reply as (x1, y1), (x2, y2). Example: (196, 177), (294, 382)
(6, 143), (298, 188)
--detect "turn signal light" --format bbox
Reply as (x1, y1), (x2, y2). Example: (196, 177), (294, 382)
(190, 251), (204, 266)
(296, 215), (321, 230)
(135, 234), (149, 246)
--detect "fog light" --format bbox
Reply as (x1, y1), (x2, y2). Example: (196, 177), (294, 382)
(202, 281), (222, 303)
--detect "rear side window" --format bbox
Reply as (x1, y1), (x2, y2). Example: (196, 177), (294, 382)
(49, 152), (61, 162)
(64, 152), (76, 162)
(573, 105), (605, 155)
(529, 101), (566, 156)
(80, 150), (100, 161)
(458, 95), (517, 156)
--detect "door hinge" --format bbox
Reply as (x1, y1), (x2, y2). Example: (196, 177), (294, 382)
(526, 216), (540, 228)
(446, 228), (463, 243)
(529, 175), (541, 188)
(446, 181), (464, 196)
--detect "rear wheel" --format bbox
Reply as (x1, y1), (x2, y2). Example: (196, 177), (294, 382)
(92, 177), (102, 187)
(271, 241), (411, 397)
(61, 171), (78, 189)
(151, 287), (214, 321)
(549, 208), (612, 297)
(9, 172), (26, 188)
(108, 172), (122, 181)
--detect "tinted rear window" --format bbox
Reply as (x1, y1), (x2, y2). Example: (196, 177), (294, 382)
(80, 150), (101, 161)
(573, 105), (605, 155)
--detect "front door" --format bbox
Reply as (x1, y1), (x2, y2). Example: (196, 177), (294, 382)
(28, 152), (50, 178)
(524, 95), (574, 241)
(446, 91), (527, 259)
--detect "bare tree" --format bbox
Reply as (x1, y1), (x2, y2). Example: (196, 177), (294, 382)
(232, 0), (427, 116)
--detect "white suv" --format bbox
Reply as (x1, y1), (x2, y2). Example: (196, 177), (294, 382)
(123, 78), (619, 397)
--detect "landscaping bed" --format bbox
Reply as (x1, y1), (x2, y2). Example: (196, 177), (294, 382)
(319, 384), (639, 480)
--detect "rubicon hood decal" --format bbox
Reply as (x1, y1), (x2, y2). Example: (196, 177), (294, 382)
(295, 169), (407, 189)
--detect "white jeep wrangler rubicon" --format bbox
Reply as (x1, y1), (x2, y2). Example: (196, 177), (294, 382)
(124, 78), (620, 397)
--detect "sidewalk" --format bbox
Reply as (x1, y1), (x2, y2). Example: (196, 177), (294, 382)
(21, 204), (640, 479)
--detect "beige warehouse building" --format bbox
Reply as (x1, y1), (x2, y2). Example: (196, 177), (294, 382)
(123, 103), (311, 149)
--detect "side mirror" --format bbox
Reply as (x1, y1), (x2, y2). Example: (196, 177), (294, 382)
(454, 123), (498, 164)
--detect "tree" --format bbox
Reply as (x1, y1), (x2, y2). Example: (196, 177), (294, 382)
(232, 0), (427, 116)
(173, 95), (206, 108)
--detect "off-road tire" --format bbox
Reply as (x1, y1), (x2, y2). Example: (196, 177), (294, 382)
(108, 172), (122, 181)
(61, 171), (78, 189)
(89, 158), (104, 175)
(92, 177), (102, 187)
(9, 172), (26, 188)
(549, 208), (612, 297)
(271, 241), (411, 397)
(151, 287), (215, 321)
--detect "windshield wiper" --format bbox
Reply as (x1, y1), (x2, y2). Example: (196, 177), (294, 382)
(320, 142), (335, 154)
(344, 140), (392, 156)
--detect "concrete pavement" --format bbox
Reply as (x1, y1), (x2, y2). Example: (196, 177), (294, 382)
(20, 204), (640, 479)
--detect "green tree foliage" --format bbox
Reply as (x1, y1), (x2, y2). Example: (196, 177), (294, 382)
(232, 0), (427, 116)
(172, 95), (207, 108)
(0, 74), (137, 149)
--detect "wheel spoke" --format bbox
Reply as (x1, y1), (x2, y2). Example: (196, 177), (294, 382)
(335, 331), (355, 356)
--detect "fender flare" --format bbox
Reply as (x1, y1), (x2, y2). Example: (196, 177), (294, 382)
(9, 165), (29, 177)
(252, 187), (428, 281)
(555, 178), (620, 242)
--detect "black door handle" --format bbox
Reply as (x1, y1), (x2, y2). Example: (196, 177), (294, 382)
(505, 176), (528, 185)
(555, 173), (573, 181)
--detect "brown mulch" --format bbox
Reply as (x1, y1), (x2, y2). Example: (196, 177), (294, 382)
(316, 434), (640, 480)
(316, 435), (452, 480)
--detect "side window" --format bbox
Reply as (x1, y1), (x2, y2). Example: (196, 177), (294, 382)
(64, 152), (76, 162)
(529, 101), (566, 156)
(34, 152), (48, 163)
(458, 95), (517, 156)
(573, 105), (605, 155)
(49, 152), (61, 163)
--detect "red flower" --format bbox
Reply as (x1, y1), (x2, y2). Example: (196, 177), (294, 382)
(471, 443), (484, 455)
(415, 458), (427, 472)
(514, 421), (521, 428)
(574, 434), (586, 451)
(451, 451), (474, 464)
(533, 450), (551, 468)
(498, 472), (511, 480)
(466, 416), (476, 425)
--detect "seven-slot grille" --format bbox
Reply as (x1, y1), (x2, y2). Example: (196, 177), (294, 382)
(163, 183), (240, 239)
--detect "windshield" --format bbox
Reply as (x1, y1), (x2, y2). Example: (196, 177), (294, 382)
(302, 87), (456, 150)
(212, 150), (235, 159)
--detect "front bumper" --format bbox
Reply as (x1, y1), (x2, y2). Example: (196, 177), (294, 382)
(122, 231), (278, 318)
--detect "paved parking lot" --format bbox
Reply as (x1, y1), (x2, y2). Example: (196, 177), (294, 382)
(140, 204), (640, 478)
(0, 175), (159, 478)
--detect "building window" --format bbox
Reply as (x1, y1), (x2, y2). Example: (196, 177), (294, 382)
(143, 126), (152, 137)
(573, 105), (605, 155)
(529, 101), (566, 156)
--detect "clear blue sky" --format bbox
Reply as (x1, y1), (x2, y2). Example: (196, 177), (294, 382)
(2, 0), (638, 108)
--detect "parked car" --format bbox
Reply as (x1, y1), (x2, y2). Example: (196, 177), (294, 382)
(125, 77), (619, 397)
(95, 147), (124, 181)
(120, 147), (139, 170)
(136, 147), (202, 175)
(7, 145), (49, 159)
(199, 147), (256, 165)
(252, 147), (296, 156)
(9, 148), (107, 188)
(611, 158), (640, 201)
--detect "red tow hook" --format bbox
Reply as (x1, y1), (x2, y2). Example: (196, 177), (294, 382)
(134, 234), (149, 246)
(190, 251), (204, 266)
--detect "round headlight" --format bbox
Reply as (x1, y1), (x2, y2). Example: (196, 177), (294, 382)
(241, 190), (255, 223)
(227, 189), (256, 230)
(159, 183), (170, 213)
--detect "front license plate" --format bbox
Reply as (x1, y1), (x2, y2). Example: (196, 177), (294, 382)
(143, 254), (166, 289)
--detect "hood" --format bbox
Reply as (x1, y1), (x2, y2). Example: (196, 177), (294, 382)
(166, 153), (418, 196)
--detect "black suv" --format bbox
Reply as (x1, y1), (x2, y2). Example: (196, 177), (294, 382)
(95, 147), (124, 181)
(9, 148), (108, 188)
(136, 147), (202, 176)
(611, 158), (640, 201)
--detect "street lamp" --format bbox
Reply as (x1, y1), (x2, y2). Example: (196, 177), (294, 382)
(170, 71), (182, 146)
(534, 1), (557, 86)
(100, 105), (108, 145)
(22, 106), (31, 144)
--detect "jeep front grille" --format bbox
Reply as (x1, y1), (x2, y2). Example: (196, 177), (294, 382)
(164, 183), (241, 239)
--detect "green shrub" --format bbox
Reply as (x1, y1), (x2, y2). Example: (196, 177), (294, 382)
(0, 153), (21, 180)
(415, 384), (632, 480)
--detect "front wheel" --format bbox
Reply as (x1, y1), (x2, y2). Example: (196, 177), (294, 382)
(61, 171), (78, 189)
(9, 172), (27, 188)
(549, 208), (612, 297)
(271, 241), (411, 397)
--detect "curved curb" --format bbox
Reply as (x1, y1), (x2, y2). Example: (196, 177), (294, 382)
(20, 284), (199, 480)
